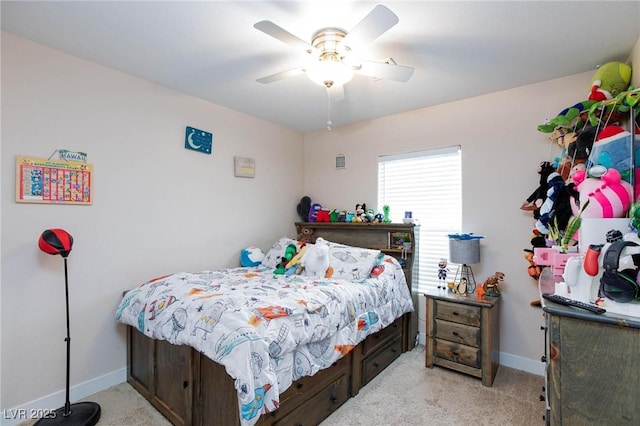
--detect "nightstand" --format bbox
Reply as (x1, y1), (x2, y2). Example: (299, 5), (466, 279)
(424, 290), (500, 386)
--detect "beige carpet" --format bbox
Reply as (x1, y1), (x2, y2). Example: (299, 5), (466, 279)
(21, 347), (544, 425)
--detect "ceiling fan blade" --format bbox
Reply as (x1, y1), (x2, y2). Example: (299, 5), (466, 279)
(257, 67), (305, 84)
(341, 5), (399, 50)
(254, 20), (319, 55)
(352, 60), (415, 82)
(327, 84), (345, 103)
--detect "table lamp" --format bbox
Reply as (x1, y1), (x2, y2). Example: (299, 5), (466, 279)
(449, 238), (481, 293)
(36, 229), (101, 426)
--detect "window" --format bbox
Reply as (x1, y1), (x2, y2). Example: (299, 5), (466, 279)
(378, 146), (462, 293)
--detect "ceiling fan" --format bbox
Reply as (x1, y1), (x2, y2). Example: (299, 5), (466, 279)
(254, 4), (415, 95)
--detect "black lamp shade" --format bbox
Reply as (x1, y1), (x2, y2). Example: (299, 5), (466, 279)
(39, 229), (73, 258)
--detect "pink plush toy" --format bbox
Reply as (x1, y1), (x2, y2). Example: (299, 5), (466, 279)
(570, 167), (632, 218)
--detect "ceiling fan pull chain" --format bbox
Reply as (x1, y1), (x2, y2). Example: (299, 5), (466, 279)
(326, 89), (333, 131)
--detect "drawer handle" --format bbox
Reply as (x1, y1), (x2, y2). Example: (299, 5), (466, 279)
(452, 311), (460, 316)
(452, 351), (460, 357)
(183, 381), (189, 389)
(373, 363), (379, 368)
(452, 331), (460, 337)
(296, 383), (304, 389)
(330, 396), (338, 403)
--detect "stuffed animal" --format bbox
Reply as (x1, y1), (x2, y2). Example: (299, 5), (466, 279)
(240, 247), (265, 267)
(364, 208), (375, 222)
(297, 228), (315, 243)
(382, 205), (392, 223)
(535, 172), (566, 234)
(588, 61), (632, 102)
(297, 196), (312, 222)
(307, 203), (322, 222)
(274, 244), (298, 274)
(354, 204), (366, 222)
(587, 125), (638, 198)
(556, 126), (596, 180)
(570, 167), (633, 219)
(301, 237), (330, 278)
(537, 100), (597, 133)
(521, 161), (556, 218)
(284, 245), (307, 275)
(316, 208), (331, 222)
(524, 250), (542, 281)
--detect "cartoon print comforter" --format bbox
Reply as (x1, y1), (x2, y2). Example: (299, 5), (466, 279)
(116, 255), (413, 426)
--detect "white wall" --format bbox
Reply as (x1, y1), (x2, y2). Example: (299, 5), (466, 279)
(0, 33), (304, 410)
(303, 70), (600, 372)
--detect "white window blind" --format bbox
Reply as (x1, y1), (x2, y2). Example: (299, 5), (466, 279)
(378, 146), (462, 293)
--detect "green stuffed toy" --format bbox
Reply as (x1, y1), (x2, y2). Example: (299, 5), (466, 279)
(537, 100), (597, 133)
(274, 244), (298, 274)
(537, 62), (632, 134)
(588, 61), (632, 102)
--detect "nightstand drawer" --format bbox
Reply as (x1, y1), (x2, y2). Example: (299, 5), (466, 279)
(435, 300), (481, 326)
(435, 319), (480, 347)
(434, 338), (480, 369)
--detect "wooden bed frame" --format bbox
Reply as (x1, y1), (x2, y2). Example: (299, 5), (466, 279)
(126, 222), (418, 425)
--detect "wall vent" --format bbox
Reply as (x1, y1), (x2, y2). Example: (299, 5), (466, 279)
(335, 154), (346, 169)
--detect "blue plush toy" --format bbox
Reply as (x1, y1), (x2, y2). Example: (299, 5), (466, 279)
(240, 246), (265, 267)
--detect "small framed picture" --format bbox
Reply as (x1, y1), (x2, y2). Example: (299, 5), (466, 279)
(234, 156), (255, 178)
(390, 232), (411, 249)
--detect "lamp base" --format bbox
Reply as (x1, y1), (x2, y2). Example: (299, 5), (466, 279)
(34, 402), (101, 426)
(454, 264), (476, 294)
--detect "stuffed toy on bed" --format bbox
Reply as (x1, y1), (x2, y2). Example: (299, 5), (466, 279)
(301, 237), (330, 278)
(240, 247), (265, 267)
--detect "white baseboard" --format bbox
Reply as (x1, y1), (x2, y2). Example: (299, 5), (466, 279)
(499, 351), (545, 376)
(417, 332), (544, 377)
(1, 368), (126, 426)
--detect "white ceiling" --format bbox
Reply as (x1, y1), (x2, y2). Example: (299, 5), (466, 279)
(2, 1), (639, 133)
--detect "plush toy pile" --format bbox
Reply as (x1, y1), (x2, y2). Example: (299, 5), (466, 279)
(295, 196), (390, 224)
(523, 61), (638, 296)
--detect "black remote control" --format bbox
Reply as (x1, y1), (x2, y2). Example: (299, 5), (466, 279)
(542, 293), (606, 315)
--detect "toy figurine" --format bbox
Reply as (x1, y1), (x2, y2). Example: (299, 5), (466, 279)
(483, 272), (505, 297)
(382, 205), (392, 223)
(437, 259), (449, 290)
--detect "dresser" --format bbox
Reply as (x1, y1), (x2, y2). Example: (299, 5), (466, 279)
(424, 290), (500, 386)
(539, 268), (640, 425)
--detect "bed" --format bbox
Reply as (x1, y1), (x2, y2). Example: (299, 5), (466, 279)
(117, 223), (417, 425)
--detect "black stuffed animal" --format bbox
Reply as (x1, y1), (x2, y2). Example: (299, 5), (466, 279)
(566, 125), (597, 162)
(296, 196), (312, 222)
(520, 161), (556, 219)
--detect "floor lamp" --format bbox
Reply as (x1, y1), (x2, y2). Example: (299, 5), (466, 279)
(36, 229), (101, 426)
(449, 237), (481, 294)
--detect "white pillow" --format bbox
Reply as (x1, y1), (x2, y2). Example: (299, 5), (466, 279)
(262, 237), (300, 269)
(327, 242), (381, 281)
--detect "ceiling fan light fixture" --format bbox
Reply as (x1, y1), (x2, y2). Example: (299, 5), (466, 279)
(307, 59), (353, 88)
